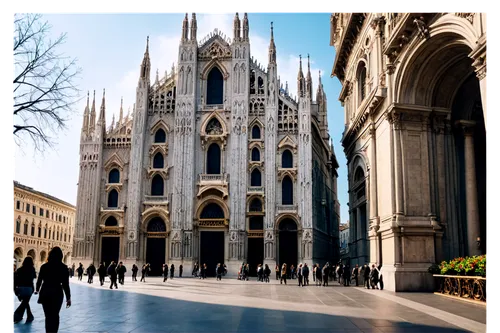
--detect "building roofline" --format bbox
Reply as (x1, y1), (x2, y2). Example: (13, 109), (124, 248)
(14, 181), (76, 209)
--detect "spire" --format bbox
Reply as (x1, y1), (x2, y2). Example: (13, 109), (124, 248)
(99, 88), (106, 123)
(89, 90), (96, 132)
(306, 54), (312, 99)
(140, 36), (151, 80)
(268, 22), (276, 65)
(190, 13), (197, 41)
(82, 91), (90, 134)
(316, 70), (325, 102)
(119, 97), (124, 125)
(182, 13), (189, 41)
(242, 13), (249, 41)
(155, 68), (159, 84)
(233, 13), (241, 41)
(285, 81), (289, 95)
(297, 55), (305, 97)
(111, 113), (115, 131)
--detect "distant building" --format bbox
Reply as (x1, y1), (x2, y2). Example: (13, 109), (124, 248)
(14, 181), (76, 271)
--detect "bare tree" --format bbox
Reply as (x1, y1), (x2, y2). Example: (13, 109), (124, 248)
(13, 13), (81, 152)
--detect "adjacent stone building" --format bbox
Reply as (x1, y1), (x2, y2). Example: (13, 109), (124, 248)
(73, 13), (340, 276)
(330, 13), (486, 291)
(14, 181), (76, 271)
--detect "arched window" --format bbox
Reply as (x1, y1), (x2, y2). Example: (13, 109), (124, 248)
(252, 125), (261, 139)
(16, 220), (20, 234)
(147, 217), (166, 232)
(44, 227), (47, 239)
(206, 143), (221, 174)
(151, 175), (164, 196)
(200, 203), (224, 219)
(109, 169), (120, 183)
(358, 63), (367, 104)
(207, 67), (223, 105)
(64, 233), (67, 242)
(279, 218), (297, 231)
(354, 167), (365, 182)
(249, 198), (262, 212)
(31, 224), (35, 236)
(107, 189), (119, 208)
(282, 149), (293, 168)
(206, 117), (223, 135)
(105, 216), (118, 227)
(153, 153), (164, 169)
(258, 76), (264, 94)
(250, 70), (256, 94)
(57, 231), (59, 240)
(154, 128), (166, 143)
(251, 169), (262, 187)
(251, 147), (260, 161)
(282, 176), (293, 205)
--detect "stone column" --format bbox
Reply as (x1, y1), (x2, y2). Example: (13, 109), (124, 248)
(369, 123), (379, 225)
(393, 114), (404, 215)
(472, 55), (486, 125)
(458, 121), (481, 256)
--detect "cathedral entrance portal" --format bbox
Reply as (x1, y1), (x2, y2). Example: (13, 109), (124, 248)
(198, 202), (226, 276)
(101, 237), (119, 267)
(278, 218), (298, 271)
(145, 217), (167, 276)
(247, 213), (264, 277)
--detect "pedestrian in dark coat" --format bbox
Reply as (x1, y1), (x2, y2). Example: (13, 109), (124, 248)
(107, 261), (118, 289)
(179, 264), (183, 277)
(76, 263), (84, 281)
(34, 247), (71, 333)
(370, 264), (380, 289)
(297, 263), (303, 287)
(280, 263), (287, 285)
(14, 256), (36, 323)
(87, 264), (96, 284)
(216, 263), (224, 281)
(97, 263), (106, 286)
(343, 264), (350, 286)
(315, 264), (322, 286)
(264, 264), (271, 283)
(163, 264), (168, 282)
(192, 262), (199, 277)
(302, 263), (310, 286)
(170, 264), (175, 279)
(201, 263), (207, 279)
(322, 263), (330, 286)
(131, 264), (138, 281)
(275, 264), (280, 280)
(352, 264), (359, 286)
(117, 262), (127, 285)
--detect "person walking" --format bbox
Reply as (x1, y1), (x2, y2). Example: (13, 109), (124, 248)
(108, 261), (118, 289)
(257, 264), (263, 282)
(87, 264), (96, 284)
(264, 264), (271, 283)
(280, 263), (287, 285)
(343, 264), (351, 286)
(312, 265), (316, 283)
(179, 264), (183, 278)
(70, 263), (75, 279)
(201, 263), (207, 279)
(170, 264), (175, 279)
(216, 263), (224, 281)
(302, 263), (310, 286)
(76, 263), (84, 281)
(297, 263), (303, 287)
(192, 262), (199, 278)
(316, 264), (322, 286)
(275, 264), (280, 280)
(97, 263), (106, 286)
(163, 264), (169, 282)
(140, 264), (147, 282)
(14, 256), (36, 323)
(370, 264), (380, 289)
(337, 264), (343, 285)
(117, 262), (127, 285)
(352, 264), (359, 286)
(290, 264), (295, 280)
(132, 264), (139, 282)
(34, 247), (71, 333)
(322, 263), (330, 287)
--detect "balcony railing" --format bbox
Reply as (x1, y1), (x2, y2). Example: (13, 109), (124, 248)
(198, 173), (229, 183)
(277, 204), (297, 213)
(248, 186), (264, 193)
(144, 195), (169, 203)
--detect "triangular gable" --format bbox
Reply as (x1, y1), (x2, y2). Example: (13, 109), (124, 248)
(104, 152), (125, 171)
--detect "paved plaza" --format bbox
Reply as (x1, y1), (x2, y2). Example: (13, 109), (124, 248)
(14, 276), (486, 333)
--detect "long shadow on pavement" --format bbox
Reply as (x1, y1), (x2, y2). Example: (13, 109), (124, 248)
(13, 283), (470, 333)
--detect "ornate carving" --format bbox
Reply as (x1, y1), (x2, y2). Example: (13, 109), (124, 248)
(230, 231), (237, 241)
(455, 13), (474, 24)
(197, 219), (227, 227)
(413, 16), (430, 39)
(198, 40), (232, 60)
(265, 230), (274, 240)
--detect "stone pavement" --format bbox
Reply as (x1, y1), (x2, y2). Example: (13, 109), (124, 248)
(13, 276), (486, 333)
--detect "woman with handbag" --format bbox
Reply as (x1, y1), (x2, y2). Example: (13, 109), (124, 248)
(34, 246), (71, 333)
(14, 256), (36, 323)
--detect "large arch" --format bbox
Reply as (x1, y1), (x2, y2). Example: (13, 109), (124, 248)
(196, 199), (228, 276)
(145, 216), (168, 276)
(277, 217), (299, 273)
(393, 20), (485, 258)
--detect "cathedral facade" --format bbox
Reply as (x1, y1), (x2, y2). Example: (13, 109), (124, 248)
(330, 13), (486, 291)
(73, 13), (340, 276)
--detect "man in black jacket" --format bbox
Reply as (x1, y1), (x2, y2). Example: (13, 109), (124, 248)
(97, 263), (106, 286)
(117, 262), (127, 285)
(107, 262), (118, 289)
(302, 263), (309, 286)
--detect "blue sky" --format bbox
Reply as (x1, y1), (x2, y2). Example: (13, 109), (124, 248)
(13, 13), (348, 224)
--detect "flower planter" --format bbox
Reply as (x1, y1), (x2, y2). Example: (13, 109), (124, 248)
(433, 274), (486, 303)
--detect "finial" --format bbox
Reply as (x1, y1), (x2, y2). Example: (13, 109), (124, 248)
(121, 96), (123, 107)
(185, 13), (188, 20)
(192, 13), (196, 19)
(146, 36), (149, 54)
(235, 12), (239, 19)
(86, 91), (89, 106)
(103, 88), (105, 98)
(307, 53), (310, 69)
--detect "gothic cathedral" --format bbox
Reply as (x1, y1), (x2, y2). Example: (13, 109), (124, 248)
(73, 13), (340, 276)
